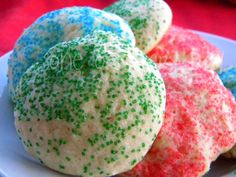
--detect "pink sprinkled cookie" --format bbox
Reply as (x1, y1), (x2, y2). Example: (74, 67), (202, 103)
(147, 26), (223, 70)
(119, 62), (236, 177)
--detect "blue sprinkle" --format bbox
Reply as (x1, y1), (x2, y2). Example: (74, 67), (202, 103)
(218, 66), (236, 98)
(8, 6), (135, 97)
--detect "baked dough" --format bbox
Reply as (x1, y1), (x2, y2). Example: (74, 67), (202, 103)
(14, 31), (166, 177)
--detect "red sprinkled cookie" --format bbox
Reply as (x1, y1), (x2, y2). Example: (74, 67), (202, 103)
(147, 26), (223, 70)
(119, 62), (236, 177)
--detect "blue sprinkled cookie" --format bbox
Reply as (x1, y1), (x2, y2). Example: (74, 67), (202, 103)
(14, 31), (166, 176)
(8, 6), (135, 98)
(218, 66), (236, 98)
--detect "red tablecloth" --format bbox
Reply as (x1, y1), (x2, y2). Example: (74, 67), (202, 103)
(0, 0), (236, 56)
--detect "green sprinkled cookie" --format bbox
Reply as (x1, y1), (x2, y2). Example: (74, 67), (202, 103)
(105, 0), (172, 53)
(14, 31), (166, 177)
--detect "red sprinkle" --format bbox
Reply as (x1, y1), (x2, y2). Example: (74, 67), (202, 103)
(120, 62), (236, 177)
(147, 26), (223, 70)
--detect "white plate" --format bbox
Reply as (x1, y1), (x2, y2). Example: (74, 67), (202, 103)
(0, 32), (236, 177)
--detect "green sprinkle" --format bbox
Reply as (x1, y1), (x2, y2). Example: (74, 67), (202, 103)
(82, 149), (87, 156)
(65, 156), (71, 161)
(131, 159), (137, 166)
(59, 164), (65, 169)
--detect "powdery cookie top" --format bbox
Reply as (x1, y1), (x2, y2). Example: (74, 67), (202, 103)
(14, 31), (166, 177)
(8, 6), (135, 98)
(105, 0), (172, 53)
(147, 25), (223, 70)
(218, 66), (236, 158)
(119, 62), (236, 177)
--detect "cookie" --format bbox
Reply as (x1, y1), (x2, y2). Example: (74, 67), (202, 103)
(218, 66), (236, 158)
(148, 25), (223, 70)
(105, 0), (172, 53)
(14, 31), (166, 177)
(8, 6), (135, 98)
(120, 62), (236, 177)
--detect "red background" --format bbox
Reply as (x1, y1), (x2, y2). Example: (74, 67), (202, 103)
(0, 0), (236, 56)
